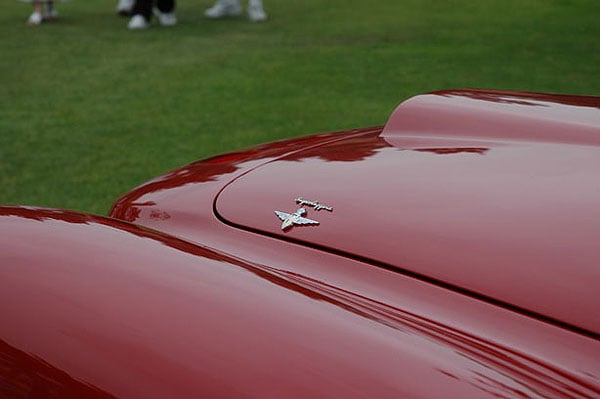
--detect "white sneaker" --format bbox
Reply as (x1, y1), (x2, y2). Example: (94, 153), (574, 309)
(117, 0), (134, 16)
(27, 11), (43, 25)
(247, 4), (267, 22)
(128, 14), (149, 30)
(154, 8), (177, 26)
(204, 1), (242, 19)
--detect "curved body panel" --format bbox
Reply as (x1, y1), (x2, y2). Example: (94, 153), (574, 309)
(215, 130), (600, 336)
(112, 90), (600, 337)
(1, 207), (600, 398)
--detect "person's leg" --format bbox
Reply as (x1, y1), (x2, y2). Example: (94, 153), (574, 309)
(28, 1), (44, 25)
(44, 1), (58, 20)
(128, 0), (152, 29)
(156, 0), (174, 13)
(155, 0), (176, 26)
(131, 0), (152, 20)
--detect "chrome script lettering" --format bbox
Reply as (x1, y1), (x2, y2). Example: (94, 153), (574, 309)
(295, 197), (333, 212)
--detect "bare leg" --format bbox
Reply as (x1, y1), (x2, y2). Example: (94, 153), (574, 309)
(28, 1), (44, 25)
(33, 1), (43, 15)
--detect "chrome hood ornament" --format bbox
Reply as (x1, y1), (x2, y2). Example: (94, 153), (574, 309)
(274, 208), (319, 231)
(275, 198), (333, 231)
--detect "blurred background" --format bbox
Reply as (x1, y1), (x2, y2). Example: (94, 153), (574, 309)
(2, 0), (599, 214)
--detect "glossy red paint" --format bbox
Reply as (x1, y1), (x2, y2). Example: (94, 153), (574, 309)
(1, 206), (599, 398)
(382, 89), (600, 145)
(215, 132), (600, 337)
(4, 90), (599, 398)
(112, 90), (600, 338)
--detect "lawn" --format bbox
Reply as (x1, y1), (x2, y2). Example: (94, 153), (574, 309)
(1, 0), (599, 214)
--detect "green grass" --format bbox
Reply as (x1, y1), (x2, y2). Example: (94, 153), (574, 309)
(2, 0), (599, 214)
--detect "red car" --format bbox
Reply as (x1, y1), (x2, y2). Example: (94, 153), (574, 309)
(1, 89), (599, 398)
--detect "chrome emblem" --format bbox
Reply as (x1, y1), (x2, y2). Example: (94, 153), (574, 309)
(295, 197), (333, 212)
(275, 198), (333, 231)
(274, 208), (320, 231)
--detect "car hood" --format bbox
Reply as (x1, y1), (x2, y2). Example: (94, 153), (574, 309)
(215, 90), (600, 336)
